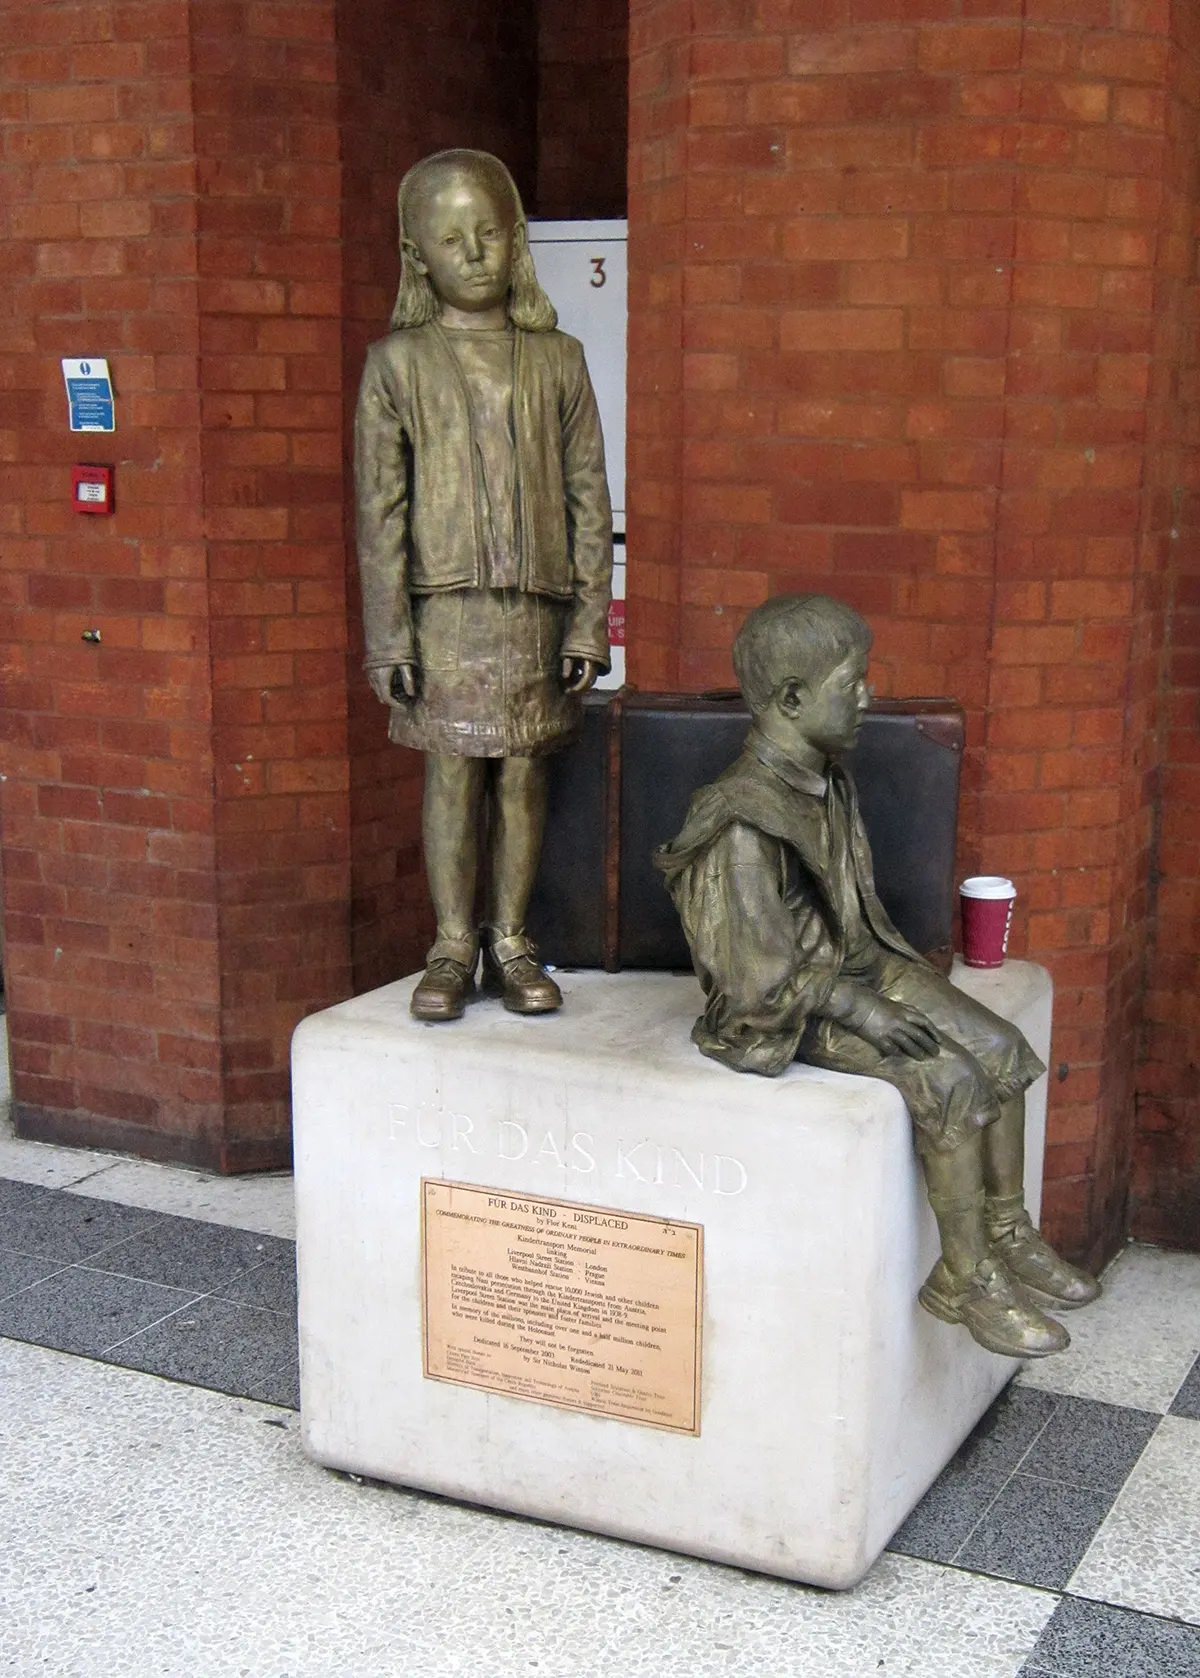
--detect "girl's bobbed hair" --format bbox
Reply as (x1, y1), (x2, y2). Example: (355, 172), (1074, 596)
(390, 148), (557, 334)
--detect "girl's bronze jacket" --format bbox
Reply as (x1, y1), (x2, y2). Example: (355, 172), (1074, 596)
(355, 322), (613, 673)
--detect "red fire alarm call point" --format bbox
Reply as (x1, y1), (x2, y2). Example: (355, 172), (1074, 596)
(72, 464), (114, 516)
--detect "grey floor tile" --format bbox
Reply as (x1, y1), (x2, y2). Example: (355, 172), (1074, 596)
(959, 1475), (1117, 1591)
(0, 1177), (162, 1262)
(1168, 1354), (1200, 1422)
(0, 1129), (123, 1189)
(1018, 1395), (1159, 1493)
(66, 1157), (297, 1239)
(0, 1265), (195, 1358)
(255, 1356), (300, 1411)
(0, 1245), (65, 1301)
(89, 1214), (287, 1294)
(216, 1250), (297, 1315)
(106, 1293), (298, 1403)
(1023, 1595), (1200, 1678)
(958, 1385), (1064, 1471)
(889, 1385), (1060, 1563)
(890, 1464), (1008, 1564)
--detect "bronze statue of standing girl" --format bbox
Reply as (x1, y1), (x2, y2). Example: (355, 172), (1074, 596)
(355, 148), (612, 1022)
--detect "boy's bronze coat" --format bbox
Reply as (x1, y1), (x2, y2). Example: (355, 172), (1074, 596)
(656, 734), (925, 1078)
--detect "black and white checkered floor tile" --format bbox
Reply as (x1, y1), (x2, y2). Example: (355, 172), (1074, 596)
(0, 1171), (1197, 1676)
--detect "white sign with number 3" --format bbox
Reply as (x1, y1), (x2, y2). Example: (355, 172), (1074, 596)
(527, 220), (627, 538)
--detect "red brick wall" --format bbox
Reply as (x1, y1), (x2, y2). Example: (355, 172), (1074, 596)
(626, 2), (690, 686)
(627, 1), (1198, 1261)
(4, 0), (1196, 1230)
(0, 0), (537, 1166)
(191, 0), (354, 1167)
(0, 0), (223, 1162)
(1132, 0), (1200, 1250)
(538, 0), (628, 218)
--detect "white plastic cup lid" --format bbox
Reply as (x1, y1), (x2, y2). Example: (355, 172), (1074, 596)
(960, 875), (1016, 900)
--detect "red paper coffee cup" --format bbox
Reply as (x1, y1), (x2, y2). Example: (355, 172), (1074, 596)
(960, 876), (1016, 968)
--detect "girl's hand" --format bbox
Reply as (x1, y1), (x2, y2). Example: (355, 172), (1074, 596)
(369, 663), (417, 704)
(561, 657), (601, 694)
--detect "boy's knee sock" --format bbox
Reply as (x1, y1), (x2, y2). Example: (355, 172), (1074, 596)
(926, 1187), (989, 1278)
(985, 1192), (1028, 1241)
(982, 1096), (1026, 1200)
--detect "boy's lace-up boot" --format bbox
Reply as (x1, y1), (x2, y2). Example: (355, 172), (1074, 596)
(987, 1194), (1102, 1310)
(921, 1186), (1070, 1357)
(919, 1255), (1070, 1358)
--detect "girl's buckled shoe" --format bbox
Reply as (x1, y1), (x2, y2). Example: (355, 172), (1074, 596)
(481, 931), (562, 1015)
(410, 935), (478, 1022)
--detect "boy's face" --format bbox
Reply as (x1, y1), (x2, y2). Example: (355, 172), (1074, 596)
(407, 169), (518, 318)
(780, 649), (871, 759)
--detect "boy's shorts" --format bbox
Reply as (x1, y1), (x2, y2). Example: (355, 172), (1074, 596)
(800, 949), (1046, 1156)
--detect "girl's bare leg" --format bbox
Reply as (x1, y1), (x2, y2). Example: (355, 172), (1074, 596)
(482, 755), (560, 1013)
(487, 755), (548, 933)
(423, 753), (487, 936)
(412, 754), (487, 1021)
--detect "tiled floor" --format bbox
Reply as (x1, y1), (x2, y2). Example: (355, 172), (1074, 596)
(0, 1107), (1198, 1674)
(0, 1175), (299, 1409)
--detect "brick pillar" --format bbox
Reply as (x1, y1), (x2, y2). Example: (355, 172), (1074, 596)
(1132, 0), (1200, 1249)
(626, 2), (691, 687)
(191, 0), (354, 1166)
(0, 0), (223, 1162)
(0, 0), (538, 1168)
(625, 3), (1192, 1261)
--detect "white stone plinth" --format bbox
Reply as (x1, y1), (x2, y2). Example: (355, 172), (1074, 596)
(293, 961), (1051, 1589)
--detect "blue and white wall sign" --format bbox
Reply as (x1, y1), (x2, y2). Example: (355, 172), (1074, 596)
(61, 358), (116, 433)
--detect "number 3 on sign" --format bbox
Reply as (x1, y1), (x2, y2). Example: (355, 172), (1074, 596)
(590, 257), (606, 289)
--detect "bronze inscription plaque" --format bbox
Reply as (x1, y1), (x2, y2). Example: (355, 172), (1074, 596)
(421, 1180), (703, 1434)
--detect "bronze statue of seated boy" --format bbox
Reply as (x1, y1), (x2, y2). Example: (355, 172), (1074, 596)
(655, 594), (1099, 1359)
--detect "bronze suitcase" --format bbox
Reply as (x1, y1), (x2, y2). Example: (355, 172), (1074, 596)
(527, 690), (964, 972)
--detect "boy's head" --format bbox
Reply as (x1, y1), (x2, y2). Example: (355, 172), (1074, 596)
(391, 149), (556, 332)
(734, 595), (873, 759)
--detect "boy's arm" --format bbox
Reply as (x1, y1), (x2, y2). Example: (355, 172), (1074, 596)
(558, 340), (613, 669)
(813, 771), (938, 1056)
(355, 344), (416, 677)
(673, 821), (939, 1059)
(818, 979), (940, 1059)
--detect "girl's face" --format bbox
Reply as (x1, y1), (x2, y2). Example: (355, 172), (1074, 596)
(408, 169), (517, 321)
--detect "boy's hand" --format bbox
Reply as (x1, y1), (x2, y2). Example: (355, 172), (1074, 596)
(855, 998), (940, 1060)
(368, 663), (417, 705)
(561, 656), (601, 694)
